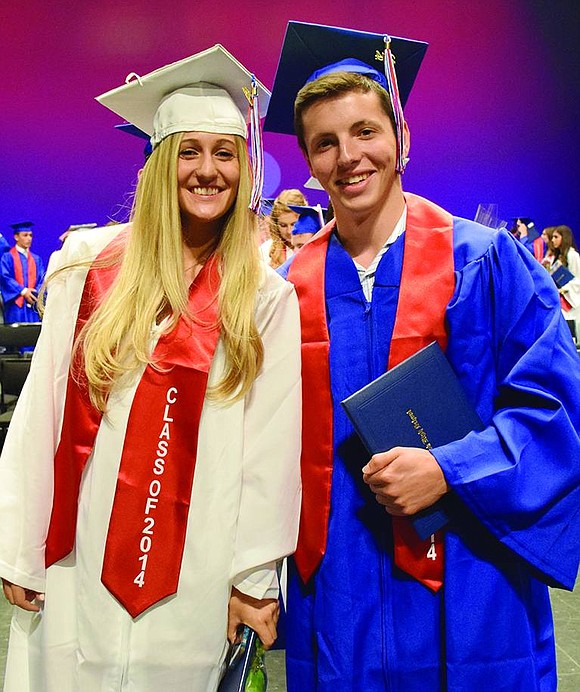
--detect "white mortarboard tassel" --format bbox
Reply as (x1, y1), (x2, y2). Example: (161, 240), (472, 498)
(382, 37), (407, 174)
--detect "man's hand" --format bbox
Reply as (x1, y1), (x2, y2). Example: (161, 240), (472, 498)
(22, 288), (38, 305)
(362, 447), (449, 515)
(227, 587), (280, 649)
(2, 578), (44, 612)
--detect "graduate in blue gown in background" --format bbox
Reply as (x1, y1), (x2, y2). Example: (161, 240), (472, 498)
(0, 222), (45, 324)
(0, 234), (10, 255)
(265, 22), (580, 691)
(511, 217), (546, 262)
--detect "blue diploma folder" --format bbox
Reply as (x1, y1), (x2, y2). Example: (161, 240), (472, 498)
(341, 341), (484, 539)
(551, 265), (575, 289)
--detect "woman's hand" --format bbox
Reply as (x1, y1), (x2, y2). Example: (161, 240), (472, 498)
(227, 587), (280, 649)
(2, 578), (44, 612)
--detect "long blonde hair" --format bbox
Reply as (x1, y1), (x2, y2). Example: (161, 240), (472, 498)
(80, 132), (263, 411)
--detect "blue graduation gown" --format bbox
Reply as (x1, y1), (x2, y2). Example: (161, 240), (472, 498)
(516, 227), (546, 260)
(0, 250), (45, 323)
(282, 219), (580, 691)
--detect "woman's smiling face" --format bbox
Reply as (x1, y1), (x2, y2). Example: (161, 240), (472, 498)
(177, 132), (240, 233)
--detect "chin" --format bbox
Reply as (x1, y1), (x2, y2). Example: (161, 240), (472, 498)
(187, 205), (228, 223)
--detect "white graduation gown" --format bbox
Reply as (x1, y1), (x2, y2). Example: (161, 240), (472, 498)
(0, 225), (302, 692)
(559, 246), (580, 337)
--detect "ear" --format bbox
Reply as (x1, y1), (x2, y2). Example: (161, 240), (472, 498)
(403, 120), (411, 160)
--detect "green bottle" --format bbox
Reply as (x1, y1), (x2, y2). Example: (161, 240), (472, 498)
(245, 639), (267, 691)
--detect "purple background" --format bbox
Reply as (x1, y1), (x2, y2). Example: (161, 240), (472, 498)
(2, 0), (579, 263)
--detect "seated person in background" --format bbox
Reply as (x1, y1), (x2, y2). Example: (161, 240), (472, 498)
(510, 216), (545, 261)
(288, 204), (324, 251)
(259, 189), (307, 268)
(0, 222), (45, 324)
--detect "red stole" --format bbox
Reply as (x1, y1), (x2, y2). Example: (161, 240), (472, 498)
(533, 237), (545, 263)
(45, 233), (221, 617)
(287, 192), (455, 589)
(10, 246), (37, 307)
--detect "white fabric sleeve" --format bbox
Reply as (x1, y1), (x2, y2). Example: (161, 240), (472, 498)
(231, 272), (302, 600)
(0, 226), (123, 592)
(232, 561), (279, 600)
(561, 248), (580, 309)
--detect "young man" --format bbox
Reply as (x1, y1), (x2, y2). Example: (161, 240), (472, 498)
(265, 22), (580, 691)
(0, 222), (45, 324)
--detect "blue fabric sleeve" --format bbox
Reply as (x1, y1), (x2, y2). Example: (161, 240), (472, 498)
(432, 227), (580, 590)
(277, 255), (294, 279)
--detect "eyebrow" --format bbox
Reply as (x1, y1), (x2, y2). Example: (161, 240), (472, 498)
(309, 119), (384, 140)
(351, 119), (381, 129)
(180, 137), (236, 147)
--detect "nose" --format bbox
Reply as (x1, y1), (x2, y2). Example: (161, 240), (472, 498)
(196, 152), (218, 180)
(336, 137), (360, 169)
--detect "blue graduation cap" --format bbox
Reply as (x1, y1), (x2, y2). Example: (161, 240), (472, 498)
(115, 122), (153, 160)
(288, 205), (325, 235)
(10, 222), (34, 234)
(264, 21), (428, 172)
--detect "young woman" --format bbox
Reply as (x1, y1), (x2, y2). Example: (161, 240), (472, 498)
(551, 225), (579, 268)
(259, 189), (307, 268)
(550, 224), (580, 336)
(540, 226), (557, 269)
(0, 46), (301, 692)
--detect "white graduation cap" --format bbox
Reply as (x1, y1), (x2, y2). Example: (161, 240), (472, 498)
(96, 44), (270, 149)
(96, 44), (270, 212)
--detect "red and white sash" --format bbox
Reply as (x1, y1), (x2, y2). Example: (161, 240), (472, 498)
(45, 232), (221, 616)
(287, 193), (455, 591)
(10, 246), (37, 307)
